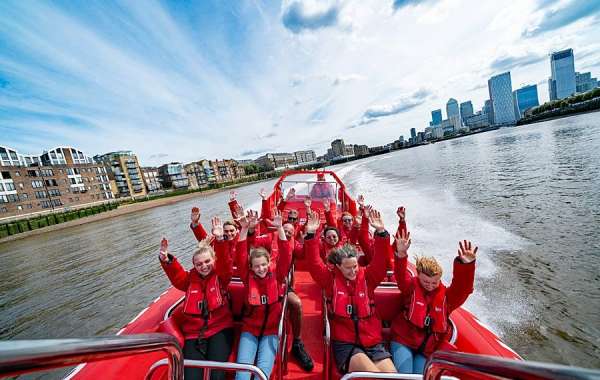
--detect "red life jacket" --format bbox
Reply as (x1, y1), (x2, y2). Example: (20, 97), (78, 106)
(407, 280), (448, 334)
(247, 271), (283, 306)
(331, 269), (374, 319)
(183, 272), (226, 316)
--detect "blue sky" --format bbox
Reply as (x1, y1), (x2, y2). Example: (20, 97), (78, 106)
(1, 0), (600, 166)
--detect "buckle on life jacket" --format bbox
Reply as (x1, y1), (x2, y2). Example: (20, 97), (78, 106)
(261, 295), (268, 305)
(424, 315), (431, 327)
(346, 304), (353, 316)
(198, 300), (209, 318)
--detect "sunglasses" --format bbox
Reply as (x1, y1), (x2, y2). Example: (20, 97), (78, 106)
(342, 218), (353, 222)
(288, 217), (298, 221)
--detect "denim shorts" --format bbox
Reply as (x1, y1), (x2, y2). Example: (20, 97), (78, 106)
(332, 341), (391, 373)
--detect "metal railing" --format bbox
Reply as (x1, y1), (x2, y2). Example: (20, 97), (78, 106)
(341, 373), (457, 380)
(145, 359), (268, 380)
(425, 351), (600, 380)
(0, 334), (182, 379)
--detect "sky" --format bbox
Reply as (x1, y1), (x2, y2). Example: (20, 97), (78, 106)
(1, 0), (600, 166)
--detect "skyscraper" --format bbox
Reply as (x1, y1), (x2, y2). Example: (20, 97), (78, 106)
(513, 85), (539, 118)
(459, 101), (474, 122)
(446, 98), (460, 119)
(549, 48), (576, 100)
(431, 109), (442, 125)
(575, 72), (599, 93)
(488, 72), (517, 125)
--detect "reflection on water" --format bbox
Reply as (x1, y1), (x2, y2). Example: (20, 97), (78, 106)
(1, 112), (599, 375)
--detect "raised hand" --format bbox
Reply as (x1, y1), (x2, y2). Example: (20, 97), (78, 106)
(271, 208), (283, 229)
(259, 188), (268, 200)
(304, 196), (312, 209)
(368, 208), (385, 232)
(353, 214), (362, 228)
(323, 200), (330, 212)
(458, 240), (478, 263)
(394, 230), (411, 258)
(159, 238), (170, 262)
(199, 235), (215, 247)
(357, 194), (365, 207)
(246, 209), (260, 230)
(305, 210), (321, 234)
(363, 204), (373, 219)
(285, 188), (296, 201)
(396, 206), (406, 221)
(211, 216), (224, 239)
(236, 214), (249, 229)
(191, 207), (201, 225)
(229, 190), (238, 202)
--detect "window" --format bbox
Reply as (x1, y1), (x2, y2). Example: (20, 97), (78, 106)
(1, 171), (11, 179)
(4, 182), (15, 191)
(0, 207), (7, 213)
(45, 179), (58, 187)
(40, 200), (52, 208)
(0, 183), (3, 191)
(0, 195), (7, 203)
(48, 189), (61, 197)
(20, 193), (28, 201)
(41, 169), (53, 176)
(70, 178), (77, 185)
(31, 180), (43, 188)
(35, 191), (48, 199)
(51, 199), (62, 206)
(28, 170), (39, 177)
(7, 194), (19, 202)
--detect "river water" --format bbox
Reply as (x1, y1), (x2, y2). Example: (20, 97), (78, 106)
(1, 112), (599, 377)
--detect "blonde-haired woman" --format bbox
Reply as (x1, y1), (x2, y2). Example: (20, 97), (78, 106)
(390, 230), (478, 374)
(234, 210), (292, 380)
(159, 216), (234, 380)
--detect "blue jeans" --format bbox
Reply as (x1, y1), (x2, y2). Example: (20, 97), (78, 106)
(390, 341), (427, 374)
(235, 332), (279, 380)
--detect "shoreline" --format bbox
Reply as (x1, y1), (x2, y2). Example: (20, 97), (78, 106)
(0, 185), (242, 244)
(517, 108), (600, 127)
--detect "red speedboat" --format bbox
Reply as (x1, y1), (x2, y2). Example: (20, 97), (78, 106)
(2, 170), (597, 380)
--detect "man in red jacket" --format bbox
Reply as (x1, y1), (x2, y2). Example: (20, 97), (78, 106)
(390, 230), (477, 374)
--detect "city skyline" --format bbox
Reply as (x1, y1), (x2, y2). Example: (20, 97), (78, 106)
(2, 0), (600, 165)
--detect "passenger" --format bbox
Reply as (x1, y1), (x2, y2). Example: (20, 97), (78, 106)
(304, 208), (397, 374)
(247, 215), (314, 371)
(390, 232), (477, 374)
(357, 203), (406, 269)
(310, 172), (335, 200)
(234, 210), (293, 380)
(158, 217), (234, 380)
(323, 200), (357, 244)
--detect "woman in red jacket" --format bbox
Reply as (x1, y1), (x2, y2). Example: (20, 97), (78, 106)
(159, 216), (234, 380)
(304, 208), (396, 374)
(234, 210), (293, 380)
(390, 230), (477, 374)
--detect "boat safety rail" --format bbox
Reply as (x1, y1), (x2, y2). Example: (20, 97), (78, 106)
(0, 333), (182, 379)
(276, 274), (290, 379)
(425, 350), (600, 380)
(341, 373), (457, 380)
(145, 358), (268, 380)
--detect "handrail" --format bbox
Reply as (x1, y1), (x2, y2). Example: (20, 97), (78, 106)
(0, 334), (182, 379)
(277, 275), (290, 379)
(425, 351), (600, 380)
(341, 373), (457, 380)
(145, 358), (267, 380)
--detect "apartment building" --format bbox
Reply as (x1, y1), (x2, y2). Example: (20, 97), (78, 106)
(94, 151), (147, 199)
(0, 146), (113, 220)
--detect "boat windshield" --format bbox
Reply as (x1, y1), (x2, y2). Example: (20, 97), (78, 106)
(278, 173), (340, 204)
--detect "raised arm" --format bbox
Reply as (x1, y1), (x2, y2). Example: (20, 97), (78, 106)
(234, 213), (252, 281)
(303, 209), (333, 289)
(158, 238), (190, 291)
(446, 240), (477, 311)
(272, 210), (292, 283)
(323, 200), (337, 228)
(228, 191), (245, 221)
(190, 207), (208, 241)
(364, 209), (390, 289)
(393, 229), (413, 293)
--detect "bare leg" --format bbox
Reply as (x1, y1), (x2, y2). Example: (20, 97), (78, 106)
(374, 358), (397, 373)
(348, 352), (380, 373)
(287, 292), (302, 339)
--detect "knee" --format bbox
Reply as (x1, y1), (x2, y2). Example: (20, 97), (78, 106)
(287, 293), (302, 311)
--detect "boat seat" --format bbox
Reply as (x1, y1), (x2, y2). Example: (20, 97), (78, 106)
(373, 285), (404, 343)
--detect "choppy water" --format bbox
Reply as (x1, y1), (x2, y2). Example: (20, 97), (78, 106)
(1, 112), (599, 377)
